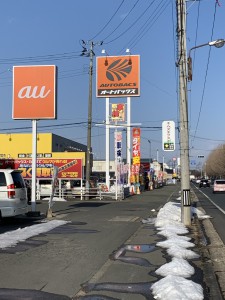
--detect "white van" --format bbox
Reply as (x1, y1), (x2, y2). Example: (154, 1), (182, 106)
(0, 169), (28, 217)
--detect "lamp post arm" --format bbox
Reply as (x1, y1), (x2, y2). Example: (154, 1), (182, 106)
(188, 42), (209, 58)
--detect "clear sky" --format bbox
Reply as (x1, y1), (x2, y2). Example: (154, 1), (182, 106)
(0, 0), (224, 170)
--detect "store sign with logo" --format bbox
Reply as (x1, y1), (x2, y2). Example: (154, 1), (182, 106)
(162, 121), (175, 151)
(96, 55), (140, 97)
(13, 65), (57, 119)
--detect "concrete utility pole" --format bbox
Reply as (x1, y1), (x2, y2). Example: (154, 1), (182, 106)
(86, 41), (94, 191)
(176, 0), (191, 225)
(81, 40), (102, 194)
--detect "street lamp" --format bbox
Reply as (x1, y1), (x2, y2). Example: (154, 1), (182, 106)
(188, 39), (225, 81)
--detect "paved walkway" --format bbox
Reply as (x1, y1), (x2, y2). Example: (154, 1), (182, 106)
(69, 184), (223, 300)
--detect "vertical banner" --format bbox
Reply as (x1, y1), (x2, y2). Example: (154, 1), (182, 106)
(115, 131), (122, 163)
(115, 131), (122, 185)
(162, 120), (175, 151)
(132, 128), (141, 165)
(111, 103), (125, 121)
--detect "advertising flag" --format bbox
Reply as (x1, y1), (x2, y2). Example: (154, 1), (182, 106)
(132, 128), (141, 165)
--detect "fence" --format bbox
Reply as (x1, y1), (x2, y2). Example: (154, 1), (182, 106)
(36, 186), (129, 201)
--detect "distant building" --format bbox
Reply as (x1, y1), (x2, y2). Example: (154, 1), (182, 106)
(0, 132), (87, 160)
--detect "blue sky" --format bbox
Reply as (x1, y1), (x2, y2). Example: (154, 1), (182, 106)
(0, 0), (224, 169)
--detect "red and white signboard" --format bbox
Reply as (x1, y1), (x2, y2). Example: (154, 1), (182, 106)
(12, 65), (57, 119)
(0, 158), (82, 179)
(132, 128), (141, 165)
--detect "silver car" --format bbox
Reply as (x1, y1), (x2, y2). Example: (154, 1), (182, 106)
(0, 169), (28, 217)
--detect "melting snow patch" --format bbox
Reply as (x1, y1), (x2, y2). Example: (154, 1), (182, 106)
(167, 245), (200, 259)
(151, 275), (204, 300)
(41, 197), (67, 202)
(149, 200), (203, 299)
(155, 257), (195, 278)
(192, 207), (211, 219)
(0, 220), (69, 249)
(157, 237), (195, 249)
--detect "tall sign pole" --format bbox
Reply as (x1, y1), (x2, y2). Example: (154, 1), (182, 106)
(177, 0), (191, 225)
(13, 65), (57, 213)
(127, 97), (131, 186)
(106, 98), (110, 190)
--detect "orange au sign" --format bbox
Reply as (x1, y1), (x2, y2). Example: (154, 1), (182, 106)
(96, 55), (140, 98)
(12, 65), (57, 119)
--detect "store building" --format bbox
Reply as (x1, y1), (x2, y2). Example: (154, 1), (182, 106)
(0, 133), (87, 160)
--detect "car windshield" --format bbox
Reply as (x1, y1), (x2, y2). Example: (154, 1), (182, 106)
(215, 180), (225, 185)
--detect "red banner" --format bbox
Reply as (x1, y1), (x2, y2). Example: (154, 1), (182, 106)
(0, 158), (82, 179)
(111, 103), (125, 121)
(132, 128), (141, 165)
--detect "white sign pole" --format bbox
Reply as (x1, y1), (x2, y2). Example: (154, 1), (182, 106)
(127, 97), (131, 186)
(31, 119), (37, 212)
(106, 97), (110, 190)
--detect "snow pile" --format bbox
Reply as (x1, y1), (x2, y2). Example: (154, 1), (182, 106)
(41, 197), (67, 202)
(192, 206), (211, 219)
(155, 257), (195, 278)
(142, 201), (204, 300)
(151, 275), (203, 300)
(0, 220), (69, 249)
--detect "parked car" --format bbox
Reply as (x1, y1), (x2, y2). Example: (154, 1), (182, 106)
(0, 169), (28, 217)
(199, 179), (210, 188)
(213, 179), (225, 193)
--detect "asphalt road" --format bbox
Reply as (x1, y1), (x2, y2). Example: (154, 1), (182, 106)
(191, 183), (225, 244)
(0, 185), (180, 299)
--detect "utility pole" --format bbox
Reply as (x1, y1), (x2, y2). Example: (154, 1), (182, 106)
(81, 40), (102, 196)
(177, 0), (191, 225)
(86, 41), (94, 191)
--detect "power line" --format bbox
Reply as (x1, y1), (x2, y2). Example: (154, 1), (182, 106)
(103, 0), (141, 42)
(90, 0), (125, 40)
(127, 0), (170, 50)
(0, 51), (83, 65)
(192, 1), (219, 142)
(104, 0), (157, 44)
(189, 0), (201, 148)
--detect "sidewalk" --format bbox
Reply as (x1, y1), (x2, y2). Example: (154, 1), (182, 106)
(70, 184), (223, 300)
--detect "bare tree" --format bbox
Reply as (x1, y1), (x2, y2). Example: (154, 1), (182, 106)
(206, 144), (225, 178)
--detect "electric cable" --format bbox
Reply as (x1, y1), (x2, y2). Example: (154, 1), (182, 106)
(0, 51), (83, 65)
(89, 0), (125, 40)
(192, 1), (218, 142)
(103, 0), (157, 44)
(102, 0), (141, 41)
(128, 0), (170, 50)
(189, 0), (201, 148)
